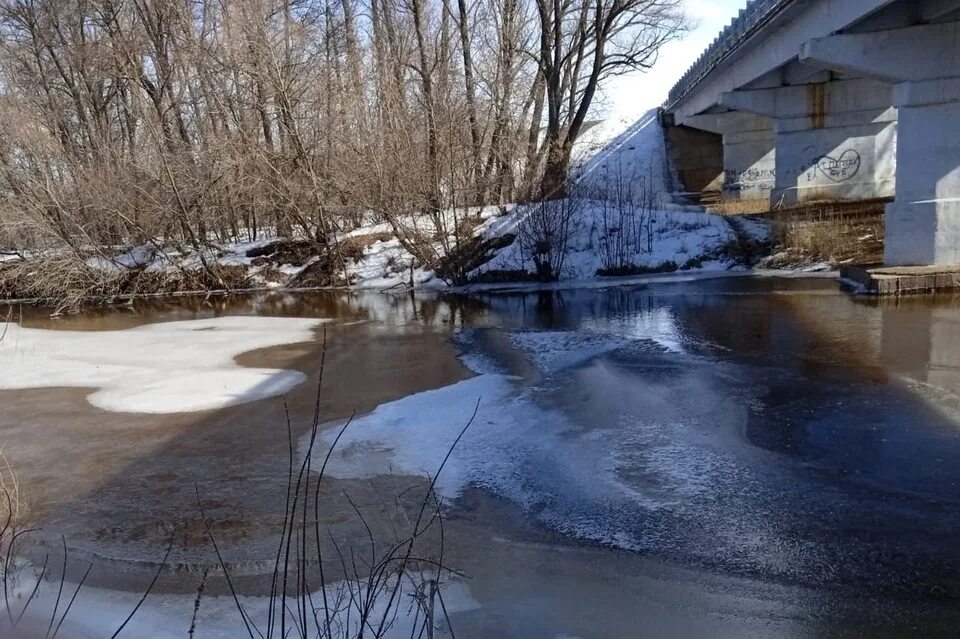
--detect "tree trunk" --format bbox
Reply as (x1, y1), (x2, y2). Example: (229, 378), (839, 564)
(541, 133), (571, 199)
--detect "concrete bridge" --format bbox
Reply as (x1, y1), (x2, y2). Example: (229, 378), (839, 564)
(661, 0), (960, 266)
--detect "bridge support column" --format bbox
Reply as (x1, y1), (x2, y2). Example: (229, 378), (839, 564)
(680, 112), (775, 203)
(883, 82), (960, 265)
(802, 22), (960, 265)
(720, 79), (896, 207)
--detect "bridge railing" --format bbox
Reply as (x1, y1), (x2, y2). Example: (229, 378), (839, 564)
(666, 0), (791, 108)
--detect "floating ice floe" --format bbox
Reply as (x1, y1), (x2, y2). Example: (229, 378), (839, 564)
(0, 316), (326, 413)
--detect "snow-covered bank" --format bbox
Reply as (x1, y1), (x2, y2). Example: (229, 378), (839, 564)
(0, 316), (325, 413)
(471, 203), (739, 281)
(0, 110), (773, 307)
(354, 110), (761, 287)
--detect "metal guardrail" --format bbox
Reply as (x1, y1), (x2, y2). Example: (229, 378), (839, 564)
(666, 0), (793, 108)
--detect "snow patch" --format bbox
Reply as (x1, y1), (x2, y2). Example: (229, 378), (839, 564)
(475, 203), (736, 282)
(0, 316), (325, 413)
(467, 110), (756, 282)
(304, 374), (520, 500)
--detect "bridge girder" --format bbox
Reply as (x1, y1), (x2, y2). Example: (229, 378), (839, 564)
(801, 22), (960, 83)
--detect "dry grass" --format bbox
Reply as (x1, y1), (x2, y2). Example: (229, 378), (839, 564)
(0, 448), (27, 627)
(706, 198), (773, 216)
(0, 449), (23, 531)
(764, 199), (887, 267)
(708, 196), (887, 267)
(0, 322), (25, 530)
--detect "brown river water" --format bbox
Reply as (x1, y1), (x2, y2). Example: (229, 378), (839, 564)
(3, 275), (960, 637)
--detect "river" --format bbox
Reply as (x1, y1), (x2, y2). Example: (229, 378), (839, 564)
(2, 274), (960, 637)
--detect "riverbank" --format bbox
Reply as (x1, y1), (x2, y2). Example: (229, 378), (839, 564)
(0, 112), (778, 312)
(0, 110), (895, 313)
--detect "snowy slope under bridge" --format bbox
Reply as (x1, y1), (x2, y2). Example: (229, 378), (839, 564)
(349, 110), (764, 289)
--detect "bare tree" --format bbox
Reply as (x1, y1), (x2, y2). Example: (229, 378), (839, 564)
(0, 0), (687, 304)
(534, 0), (687, 197)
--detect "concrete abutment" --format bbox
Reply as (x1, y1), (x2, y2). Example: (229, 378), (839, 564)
(676, 112), (775, 203)
(663, 123), (724, 201)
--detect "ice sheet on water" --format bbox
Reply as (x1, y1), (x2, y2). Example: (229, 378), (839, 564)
(0, 316), (326, 413)
(505, 306), (687, 374)
(303, 374), (526, 500)
(508, 330), (634, 373)
(303, 368), (656, 549)
(303, 324), (754, 553)
(451, 329), (505, 375)
(578, 304), (687, 354)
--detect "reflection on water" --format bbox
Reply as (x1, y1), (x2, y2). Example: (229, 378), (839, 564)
(876, 297), (960, 395)
(15, 288), (491, 333)
(461, 281), (960, 586)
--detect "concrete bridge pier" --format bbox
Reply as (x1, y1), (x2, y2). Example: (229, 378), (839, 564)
(718, 79), (897, 208)
(680, 112), (775, 203)
(802, 22), (960, 265)
(886, 83), (960, 265)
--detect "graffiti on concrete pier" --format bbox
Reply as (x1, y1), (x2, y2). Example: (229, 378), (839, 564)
(802, 149), (862, 183)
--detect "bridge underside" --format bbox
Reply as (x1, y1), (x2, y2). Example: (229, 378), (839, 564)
(665, 0), (960, 266)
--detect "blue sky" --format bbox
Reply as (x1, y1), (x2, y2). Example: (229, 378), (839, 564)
(603, 0), (748, 121)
